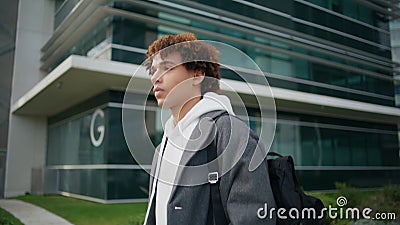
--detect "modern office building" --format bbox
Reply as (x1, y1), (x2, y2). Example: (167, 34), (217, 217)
(2, 0), (400, 203)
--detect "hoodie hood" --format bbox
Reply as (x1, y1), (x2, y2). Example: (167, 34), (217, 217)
(164, 92), (235, 138)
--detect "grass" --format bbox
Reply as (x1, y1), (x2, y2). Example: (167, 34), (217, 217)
(0, 207), (23, 225)
(9, 184), (399, 225)
(14, 195), (147, 225)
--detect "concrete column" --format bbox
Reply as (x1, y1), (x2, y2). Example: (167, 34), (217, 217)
(5, 0), (54, 197)
(5, 115), (47, 197)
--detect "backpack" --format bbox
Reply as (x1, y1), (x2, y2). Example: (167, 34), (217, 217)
(205, 111), (325, 225)
(267, 152), (325, 225)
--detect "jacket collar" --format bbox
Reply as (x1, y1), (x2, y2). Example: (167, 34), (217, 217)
(170, 110), (227, 199)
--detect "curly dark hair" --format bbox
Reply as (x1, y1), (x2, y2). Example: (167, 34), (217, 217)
(145, 33), (220, 95)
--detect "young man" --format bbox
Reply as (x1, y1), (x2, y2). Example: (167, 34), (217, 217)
(143, 33), (276, 225)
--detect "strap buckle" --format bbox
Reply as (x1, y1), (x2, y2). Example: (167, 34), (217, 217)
(208, 172), (219, 184)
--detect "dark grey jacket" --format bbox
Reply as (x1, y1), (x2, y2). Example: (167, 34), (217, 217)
(144, 110), (276, 225)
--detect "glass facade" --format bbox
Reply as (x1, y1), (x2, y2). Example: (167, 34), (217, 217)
(47, 91), (400, 199)
(43, 0), (400, 200)
(201, 0), (390, 57)
(306, 0), (383, 27)
(258, 113), (399, 167)
(47, 92), (153, 200)
(54, 0), (80, 29)
(107, 1), (395, 106)
(46, 1), (397, 106)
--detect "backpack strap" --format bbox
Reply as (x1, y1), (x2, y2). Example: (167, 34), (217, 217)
(267, 151), (283, 158)
(202, 110), (229, 225)
(207, 138), (229, 225)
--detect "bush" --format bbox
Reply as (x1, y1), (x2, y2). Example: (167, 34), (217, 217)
(361, 184), (400, 216)
(382, 184), (400, 204)
(310, 183), (400, 225)
(335, 182), (364, 208)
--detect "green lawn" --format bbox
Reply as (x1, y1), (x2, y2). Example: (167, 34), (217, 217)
(14, 195), (147, 225)
(11, 184), (399, 225)
(0, 207), (23, 225)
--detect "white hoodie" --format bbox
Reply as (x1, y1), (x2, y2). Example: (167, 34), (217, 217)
(150, 92), (235, 225)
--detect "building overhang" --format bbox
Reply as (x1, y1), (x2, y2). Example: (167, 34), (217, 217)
(12, 55), (400, 124)
(11, 55), (148, 116)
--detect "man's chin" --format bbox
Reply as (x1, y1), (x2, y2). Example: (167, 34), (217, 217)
(156, 99), (167, 108)
(157, 100), (175, 110)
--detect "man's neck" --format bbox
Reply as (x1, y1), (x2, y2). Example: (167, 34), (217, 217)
(170, 96), (202, 126)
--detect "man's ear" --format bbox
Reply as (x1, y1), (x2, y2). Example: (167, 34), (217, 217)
(192, 71), (205, 86)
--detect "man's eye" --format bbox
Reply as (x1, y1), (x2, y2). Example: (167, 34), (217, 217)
(161, 66), (174, 74)
(149, 65), (176, 77)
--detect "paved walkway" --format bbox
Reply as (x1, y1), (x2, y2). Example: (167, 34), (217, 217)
(0, 199), (73, 225)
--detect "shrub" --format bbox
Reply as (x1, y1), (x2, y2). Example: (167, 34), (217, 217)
(334, 182), (364, 207)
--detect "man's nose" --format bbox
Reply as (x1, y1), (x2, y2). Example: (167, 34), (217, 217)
(150, 72), (161, 85)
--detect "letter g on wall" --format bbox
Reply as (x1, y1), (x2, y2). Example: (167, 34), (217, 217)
(90, 109), (105, 147)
